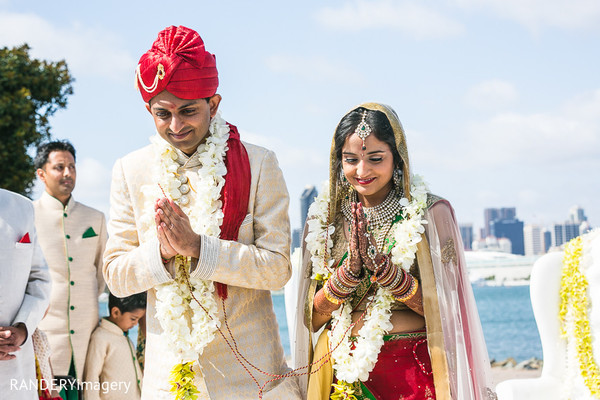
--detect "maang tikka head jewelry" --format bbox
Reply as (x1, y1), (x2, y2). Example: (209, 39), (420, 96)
(354, 110), (372, 151)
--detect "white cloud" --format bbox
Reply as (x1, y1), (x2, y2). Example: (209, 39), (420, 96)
(455, 0), (600, 32)
(0, 11), (135, 81)
(465, 88), (600, 166)
(265, 54), (364, 84)
(315, 0), (465, 39)
(465, 79), (518, 110)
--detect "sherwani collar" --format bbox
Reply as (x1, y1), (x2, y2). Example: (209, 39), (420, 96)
(173, 147), (202, 169)
(39, 190), (76, 211)
(100, 317), (127, 337)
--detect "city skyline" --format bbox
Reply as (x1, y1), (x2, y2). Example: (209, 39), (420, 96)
(290, 182), (592, 255)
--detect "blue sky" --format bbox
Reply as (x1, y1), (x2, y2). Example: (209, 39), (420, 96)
(1, 0), (598, 236)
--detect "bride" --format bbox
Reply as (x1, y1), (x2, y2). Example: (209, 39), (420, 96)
(294, 102), (496, 400)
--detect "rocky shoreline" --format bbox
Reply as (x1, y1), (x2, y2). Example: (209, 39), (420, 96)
(491, 357), (543, 385)
(491, 357), (543, 370)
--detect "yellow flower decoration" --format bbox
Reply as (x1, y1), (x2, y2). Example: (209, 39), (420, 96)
(331, 381), (358, 400)
(169, 362), (200, 400)
(559, 235), (600, 398)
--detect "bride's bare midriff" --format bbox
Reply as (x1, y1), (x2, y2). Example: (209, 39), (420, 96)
(350, 309), (425, 336)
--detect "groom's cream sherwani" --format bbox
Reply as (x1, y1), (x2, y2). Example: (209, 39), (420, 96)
(104, 141), (301, 399)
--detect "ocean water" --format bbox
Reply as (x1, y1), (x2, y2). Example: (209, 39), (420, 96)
(471, 284), (542, 362)
(100, 285), (542, 363)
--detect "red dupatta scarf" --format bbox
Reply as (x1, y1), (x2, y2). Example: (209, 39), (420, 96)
(215, 123), (251, 299)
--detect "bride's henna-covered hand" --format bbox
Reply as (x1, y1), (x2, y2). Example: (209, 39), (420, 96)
(356, 202), (385, 272)
(347, 202), (364, 277)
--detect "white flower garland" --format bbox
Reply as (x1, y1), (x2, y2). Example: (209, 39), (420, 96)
(306, 175), (429, 385)
(305, 182), (336, 281)
(139, 112), (230, 362)
(390, 174), (429, 271)
(330, 286), (394, 383)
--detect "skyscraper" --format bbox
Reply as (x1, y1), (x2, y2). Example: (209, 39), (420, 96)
(484, 207), (524, 255)
(491, 219), (525, 255)
(552, 223), (565, 248)
(300, 185), (318, 229)
(551, 222), (581, 248)
(543, 230), (552, 253)
(569, 205), (587, 224)
(549, 206), (589, 248)
(484, 207), (516, 237)
(524, 224), (544, 256)
(459, 224), (473, 250)
(293, 185), (318, 249)
(292, 228), (301, 250)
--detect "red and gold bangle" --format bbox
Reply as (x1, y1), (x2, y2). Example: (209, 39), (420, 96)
(384, 267), (404, 289)
(161, 255), (171, 264)
(337, 264), (363, 287)
(393, 276), (419, 302)
(392, 272), (412, 296)
(323, 282), (345, 305)
(323, 265), (362, 305)
(375, 258), (396, 286)
(327, 275), (353, 299)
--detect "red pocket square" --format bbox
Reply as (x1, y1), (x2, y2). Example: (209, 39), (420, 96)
(19, 233), (31, 243)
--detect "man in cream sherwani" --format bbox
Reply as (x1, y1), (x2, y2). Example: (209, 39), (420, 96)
(33, 140), (107, 387)
(103, 26), (301, 399)
(0, 188), (51, 400)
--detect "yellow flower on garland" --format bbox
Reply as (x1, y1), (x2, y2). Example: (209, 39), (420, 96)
(559, 235), (600, 398)
(169, 362), (200, 400)
(331, 381), (358, 400)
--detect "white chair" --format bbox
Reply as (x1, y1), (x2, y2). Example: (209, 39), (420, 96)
(495, 252), (566, 399)
(497, 231), (600, 400)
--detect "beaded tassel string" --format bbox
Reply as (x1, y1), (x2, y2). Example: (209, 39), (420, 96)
(182, 270), (374, 399)
(158, 183), (168, 198)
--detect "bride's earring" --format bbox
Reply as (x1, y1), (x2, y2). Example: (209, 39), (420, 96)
(393, 169), (402, 188)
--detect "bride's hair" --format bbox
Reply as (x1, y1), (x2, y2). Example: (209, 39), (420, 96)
(333, 107), (402, 177)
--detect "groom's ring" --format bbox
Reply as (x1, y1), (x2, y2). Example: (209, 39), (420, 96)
(170, 223), (174, 229)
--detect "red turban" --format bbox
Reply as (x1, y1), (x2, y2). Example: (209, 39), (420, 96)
(136, 26), (218, 102)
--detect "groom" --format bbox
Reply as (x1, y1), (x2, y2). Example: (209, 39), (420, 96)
(103, 26), (301, 399)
